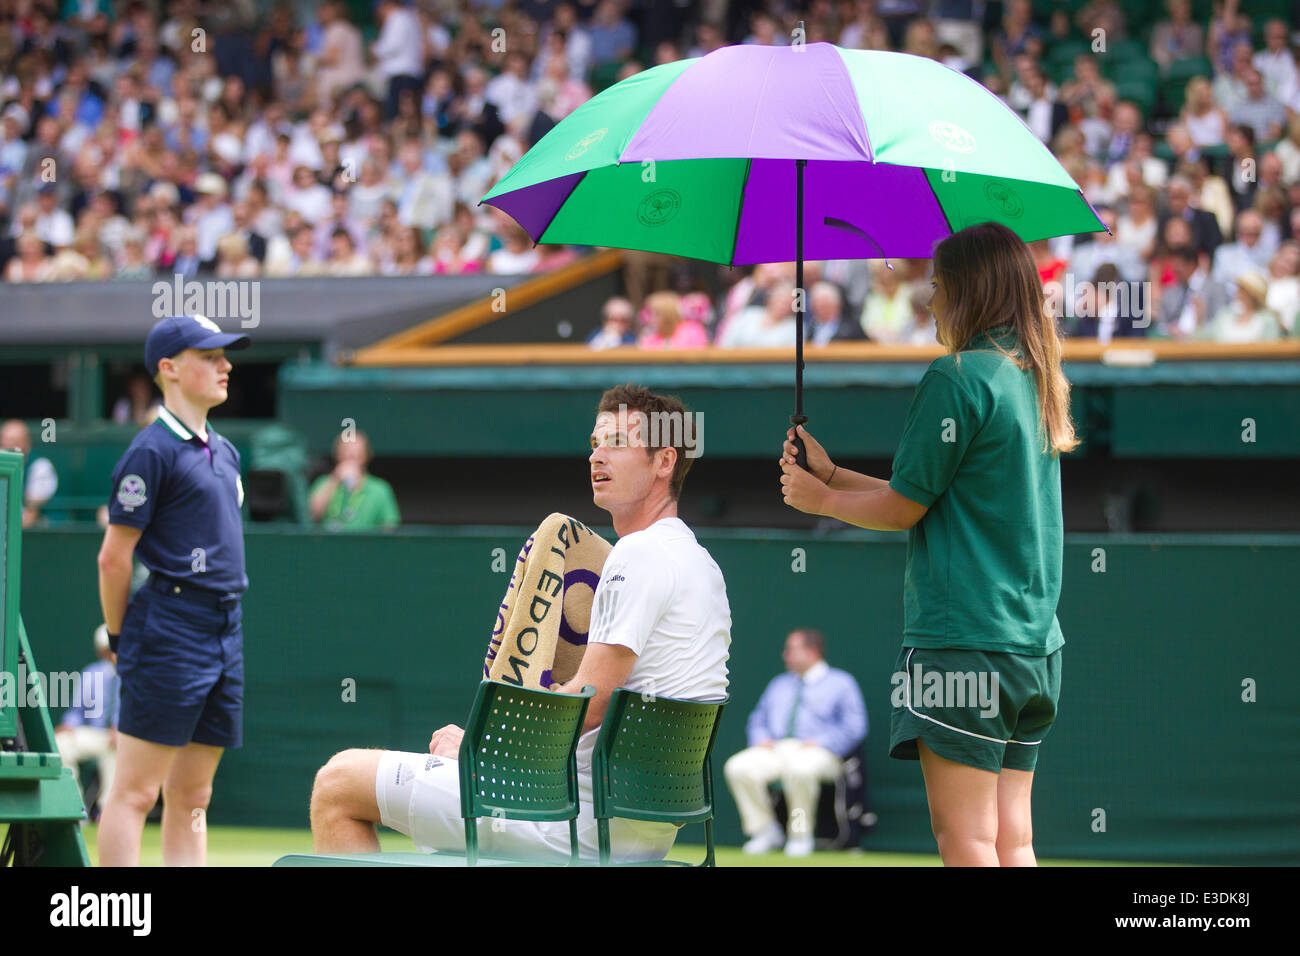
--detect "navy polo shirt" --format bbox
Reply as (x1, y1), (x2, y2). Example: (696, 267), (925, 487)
(108, 406), (248, 595)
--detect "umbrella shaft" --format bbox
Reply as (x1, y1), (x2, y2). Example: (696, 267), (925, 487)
(795, 158), (806, 417)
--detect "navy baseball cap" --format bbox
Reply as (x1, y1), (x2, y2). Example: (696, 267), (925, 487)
(145, 314), (251, 374)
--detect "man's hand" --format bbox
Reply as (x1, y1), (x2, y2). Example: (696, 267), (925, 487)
(428, 724), (464, 758)
(779, 457), (832, 515)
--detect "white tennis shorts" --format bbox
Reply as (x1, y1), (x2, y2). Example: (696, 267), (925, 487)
(374, 750), (680, 863)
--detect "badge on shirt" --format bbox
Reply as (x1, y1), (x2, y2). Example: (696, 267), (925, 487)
(117, 474), (147, 510)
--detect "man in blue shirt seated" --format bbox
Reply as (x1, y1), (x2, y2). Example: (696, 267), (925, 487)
(54, 625), (122, 821)
(724, 628), (867, 857)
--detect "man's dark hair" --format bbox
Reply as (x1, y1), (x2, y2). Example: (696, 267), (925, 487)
(793, 628), (826, 658)
(596, 383), (696, 500)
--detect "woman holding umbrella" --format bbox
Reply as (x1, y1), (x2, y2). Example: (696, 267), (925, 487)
(779, 222), (1072, 866)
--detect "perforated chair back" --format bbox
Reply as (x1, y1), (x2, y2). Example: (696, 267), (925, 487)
(591, 688), (727, 865)
(458, 680), (594, 865)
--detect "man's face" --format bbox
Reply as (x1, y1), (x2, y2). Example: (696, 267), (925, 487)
(1238, 215), (1262, 247)
(1, 423), (31, 456)
(782, 633), (818, 674)
(589, 409), (670, 512)
(161, 348), (232, 408)
(1168, 184), (1189, 212)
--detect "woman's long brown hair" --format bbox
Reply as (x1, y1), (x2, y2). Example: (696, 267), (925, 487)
(931, 222), (1079, 455)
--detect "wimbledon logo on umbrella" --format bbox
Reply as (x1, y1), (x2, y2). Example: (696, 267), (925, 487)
(984, 181), (1024, 218)
(929, 120), (976, 154)
(567, 129), (607, 160)
(637, 189), (682, 227)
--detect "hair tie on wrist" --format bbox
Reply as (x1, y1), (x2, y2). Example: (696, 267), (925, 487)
(828, 464), (838, 484)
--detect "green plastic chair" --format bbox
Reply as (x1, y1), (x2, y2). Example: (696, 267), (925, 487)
(274, 680), (593, 867)
(591, 688), (727, 867)
(459, 679), (595, 866)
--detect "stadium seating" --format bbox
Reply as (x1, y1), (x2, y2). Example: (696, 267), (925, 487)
(591, 688), (727, 867)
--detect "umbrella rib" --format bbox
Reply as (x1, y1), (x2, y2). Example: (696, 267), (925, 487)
(923, 169), (956, 237)
(729, 158), (754, 267)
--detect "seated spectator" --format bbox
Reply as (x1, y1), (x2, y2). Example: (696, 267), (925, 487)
(308, 430), (401, 530)
(1032, 237), (1069, 284)
(308, 189), (364, 260)
(1075, 0), (1126, 44)
(1180, 77), (1228, 148)
(1070, 206), (1146, 282)
(5, 232), (53, 282)
(380, 225), (424, 276)
(1116, 186), (1159, 260)
(1153, 244), (1227, 339)
(535, 41), (593, 121)
(859, 260), (914, 342)
(1198, 270), (1282, 342)
(215, 233), (261, 278)
(1059, 55), (1116, 133)
(35, 183), (75, 248)
(421, 224), (483, 275)
(903, 285), (939, 345)
(163, 225), (207, 278)
(112, 371), (160, 427)
(284, 164), (333, 224)
(1212, 39), (1254, 115)
(486, 221), (541, 274)
(114, 228), (154, 280)
(1150, 216), (1198, 287)
(54, 626), (121, 822)
(1159, 175), (1224, 257)
(805, 281), (865, 345)
(639, 291), (709, 350)
(723, 628), (866, 858)
(1018, 62), (1068, 144)
(587, 296), (637, 350)
(1207, 1), (1252, 76)
(1069, 262), (1145, 342)
(1263, 241), (1300, 334)
(720, 281), (798, 348)
(326, 227), (371, 276)
(1230, 70), (1287, 144)
(588, 0), (638, 68)
(1150, 0), (1204, 71)
(0, 419), (58, 528)
(1212, 209), (1274, 284)
(1105, 101), (1143, 168)
(1254, 18), (1297, 102)
(1180, 158), (1236, 238)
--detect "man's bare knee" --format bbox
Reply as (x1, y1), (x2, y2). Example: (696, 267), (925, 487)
(311, 749), (377, 820)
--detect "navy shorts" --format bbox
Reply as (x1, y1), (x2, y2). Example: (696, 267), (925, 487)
(116, 585), (244, 749)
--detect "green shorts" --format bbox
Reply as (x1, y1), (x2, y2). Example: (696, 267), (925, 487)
(888, 644), (1061, 774)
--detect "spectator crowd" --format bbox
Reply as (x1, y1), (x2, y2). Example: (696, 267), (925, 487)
(2, 0), (1299, 344)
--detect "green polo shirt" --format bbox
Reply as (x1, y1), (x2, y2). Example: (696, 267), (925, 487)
(310, 474), (401, 530)
(888, 326), (1065, 656)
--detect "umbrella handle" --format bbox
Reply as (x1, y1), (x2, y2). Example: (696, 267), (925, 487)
(789, 413), (809, 471)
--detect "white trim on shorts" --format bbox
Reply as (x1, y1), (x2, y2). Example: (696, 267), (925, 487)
(902, 647), (1024, 746)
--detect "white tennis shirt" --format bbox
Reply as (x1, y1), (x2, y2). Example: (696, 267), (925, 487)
(576, 515), (732, 778)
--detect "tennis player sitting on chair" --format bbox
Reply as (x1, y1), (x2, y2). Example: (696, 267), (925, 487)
(308, 384), (731, 862)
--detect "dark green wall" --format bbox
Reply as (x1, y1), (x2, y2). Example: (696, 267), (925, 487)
(19, 526), (1300, 863)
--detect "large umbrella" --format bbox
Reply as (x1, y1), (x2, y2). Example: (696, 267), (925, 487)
(480, 41), (1105, 465)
